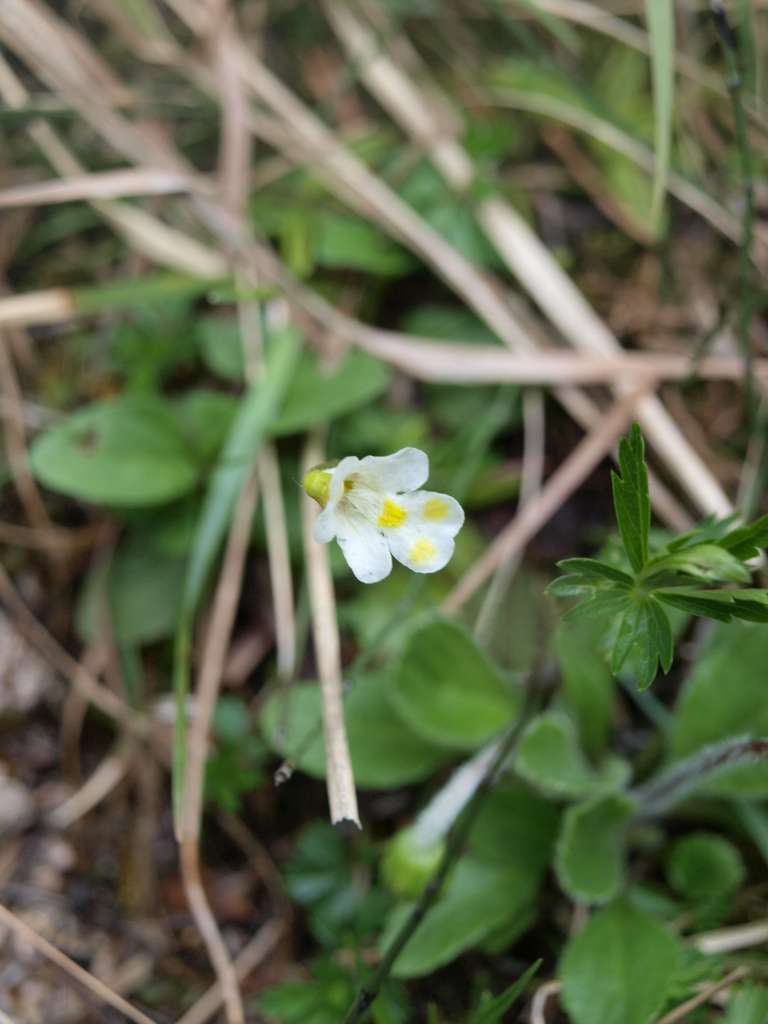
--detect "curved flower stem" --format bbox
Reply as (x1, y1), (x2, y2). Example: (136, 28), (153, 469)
(631, 736), (768, 818)
(341, 715), (529, 1024)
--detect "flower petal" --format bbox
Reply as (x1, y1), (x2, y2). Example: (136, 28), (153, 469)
(398, 490), (464, 537)
(387, 526), (455, 574)
(327, 455), (362, 509)
(336, 513), (393, 584)
(313, 505), (337, 543)
(360, 448), (428, 493)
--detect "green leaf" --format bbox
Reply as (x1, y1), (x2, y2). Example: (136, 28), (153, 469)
(469, 780), (561, 878)
(644, 0), (675, 224)
(381, 857), (538, 978)
(611, 597), (672, 688)
(670, 622), (768, 796)
(719, 513), (768, 560)
(76, 534), (186, 646)
(657, 587), (768, 623)
(557, 620), (615, 757)
(314, 212), (414, 275)
(555, 792), (637, 904)
(610, 424), (650, 573)
(260, 671), (449, 788)
(560, 588), (632, 622)
(271, 348), (391, 436)
(30, 394), (201, 507)
(173, 389), (238, 463)
(559, 901), (682, 1024)
(557, 558), (633, 586)
(390, 619), (522, 750)
(724, 983), (768, 1024)
(467, 961), (541, 1024)
(666, 832), (745, 902)
(514, 711), (629, 799)
(646, 543), (751, 584)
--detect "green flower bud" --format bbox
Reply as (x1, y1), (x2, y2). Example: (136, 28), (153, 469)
(381, 828), (445, 899)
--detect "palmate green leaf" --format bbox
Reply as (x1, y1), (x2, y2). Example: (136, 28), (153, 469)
(645, 543), (751, 584)
(556, 558), (633, 586)
(719, 512), (768, 560)
(657, 587), (768, 624)
(561, 589), (632, 623)
(610, 423), (650, 573)
(612, 597), (672, 688)
(559, 901), (682, 1024)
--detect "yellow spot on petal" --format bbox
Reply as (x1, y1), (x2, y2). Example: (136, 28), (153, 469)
(344, 478), (354, 493)
(424, 497), (450, 522)
(410, 538), (437, 564)
(378, 499), (407, 529)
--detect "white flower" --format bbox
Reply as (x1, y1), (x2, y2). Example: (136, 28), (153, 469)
(303, 448), (464, 584)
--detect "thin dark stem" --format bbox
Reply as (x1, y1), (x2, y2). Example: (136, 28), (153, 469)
(341, 716), (528, 1023)
(632, 736), (768, 818)
(711, 1), (756, 415)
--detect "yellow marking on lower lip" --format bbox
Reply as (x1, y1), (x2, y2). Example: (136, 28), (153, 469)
(378, 499), (407, 529)
(424, 497), (450, 522)
(410, 538), (437, 564)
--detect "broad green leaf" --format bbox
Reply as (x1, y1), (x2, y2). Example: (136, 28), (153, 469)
(173, 389), (238, 463)
(314, 212), (414, 275)
(260, 671), (449, 788)
(644, 0), (675, 223)
(196, 315), (244, 381)
(559, 901), (682, 1024)
(30, 394), (200, 507)
(557, 620), (615, 757)
(514, 711), (629, 799)
(381, 857), (538, 978)
(468, 961), (541, 1024)
(469, 780), (561, 877)
(610, 424), (650, 573)
(390, 619), (522, 750)
(271, 348), (391, 436)
(666, 832), (745, 901)
(555, 792), (636, 904)
(76, 534), (186, 646)
(670, 622), (768, 796)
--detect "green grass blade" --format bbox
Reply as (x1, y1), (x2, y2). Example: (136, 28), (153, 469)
(172, 326), (303, 833)
(645, 0), (675, 226)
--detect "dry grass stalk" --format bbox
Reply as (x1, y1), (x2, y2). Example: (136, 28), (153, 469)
(529, 979), (562, 1024)
(0, 903), (158, 1024)
(180, 471), (260, 1024)
(47, 740), (133, 829)
(0, 565), (145, 734)
(444, 384), (654, 613)
(325, 1), (732, 520)
(175, 919), (286, 1024)
(0, 169), (198, 208)
(301, 431), (360, 827)
(693, 918), (768, 954)
(474, 388), (545, 645)
(656, 966), (749, 1024)
(0, 332), (51, 531)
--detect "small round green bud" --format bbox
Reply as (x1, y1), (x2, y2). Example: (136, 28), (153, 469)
(302, 464), (334, 507)
(381, 828), (445, 899)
